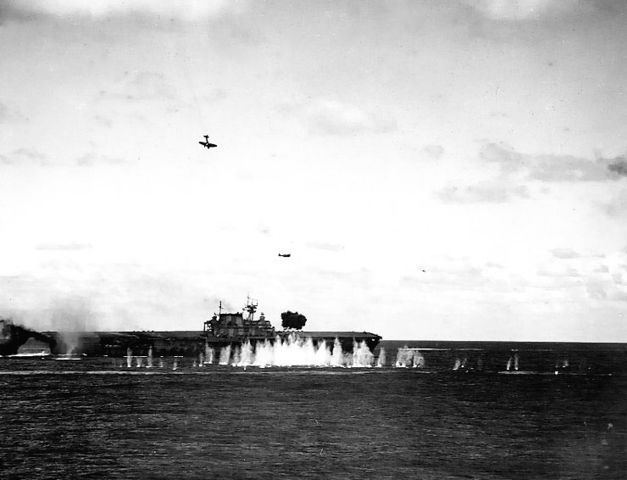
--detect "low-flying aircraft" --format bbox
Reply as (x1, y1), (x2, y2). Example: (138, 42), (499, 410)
(278, 253), (291, 258)
(199, 135), (217, 149)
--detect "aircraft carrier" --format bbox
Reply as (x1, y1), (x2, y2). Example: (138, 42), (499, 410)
(1, 299), (381, 359)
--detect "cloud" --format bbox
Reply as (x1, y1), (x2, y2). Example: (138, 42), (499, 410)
(422, 145), (445, 160)
(36, 243), (92, 251)
(607, 158), (627, 177)
(438, 142), (627, 205)
(0, 148), (48, 166)
(602, 191), (627, 217)
(466, 0), (582, 21)
(480, 143), (627, 182)
(97, 71), (177, 103)
(437, 182), (529, 204)
(2, 0), (241, 22)
(0, 101), (27, 123)
(76, 153), (126, 167)
(0, 148), (126, 168)
(609, 290), (627, 302)
(551, 248), (580, 259)
(92, 115), (113, 128)
(400, 260), (495, 291)
(296, 99), (396, 136)
(306, 241), (345, 252)
(585, 280), (607, 300)
(537, 265), (580, 278)
(0, 102), (9, 122)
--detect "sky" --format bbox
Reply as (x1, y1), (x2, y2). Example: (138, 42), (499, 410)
(1, 0), (627, 341)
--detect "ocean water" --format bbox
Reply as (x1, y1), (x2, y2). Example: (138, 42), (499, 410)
(1, 343), (626, 479)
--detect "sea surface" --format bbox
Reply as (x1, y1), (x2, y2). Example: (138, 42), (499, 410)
(1, 342), (626, 479)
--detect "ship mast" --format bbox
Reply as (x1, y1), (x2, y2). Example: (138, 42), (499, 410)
(244, 295), (258, 321)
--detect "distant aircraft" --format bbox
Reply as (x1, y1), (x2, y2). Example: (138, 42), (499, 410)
(278, 253), (291, 258)
(198, 135), (217, 149)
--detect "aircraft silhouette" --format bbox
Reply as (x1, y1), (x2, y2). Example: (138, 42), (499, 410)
(278, 253), (291, 258)
(199, 135), (217, 149)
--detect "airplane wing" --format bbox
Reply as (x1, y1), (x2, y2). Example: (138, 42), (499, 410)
(198, 141), (205, 146)
(207, 143), (217, 148)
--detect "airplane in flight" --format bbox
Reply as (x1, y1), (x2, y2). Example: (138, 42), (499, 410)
(278, 253), (291, 258)
(199, 135), (217, 149)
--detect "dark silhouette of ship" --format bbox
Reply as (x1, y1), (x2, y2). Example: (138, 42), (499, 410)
(0, 319), (56, 356)
(203, 299), (381, 354)
(1, 299), (381, 358)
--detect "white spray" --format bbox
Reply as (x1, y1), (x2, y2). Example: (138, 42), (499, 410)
(376, 348), (386, 367)
(219, 345), (232, 365)
(215, 335), (375, 368)
(205, 345), (214, 365)
(395, 348), (424, 368)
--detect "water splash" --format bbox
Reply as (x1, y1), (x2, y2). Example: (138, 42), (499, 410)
(351, 341), (374, 368)
(126, 348), (132, 368)
(135, 356), (143, 368)
(147, 347), (153, 368)
(331, 338), (343, 366)
(395, 347), (424, 368)
(216, 335), (374, 367)
(219, 345), (231, 365)
(236, 342), (253, 367)
(376, 348), (386, 367)
(204, 345), (214, 365)
(453, 358), (461, 371)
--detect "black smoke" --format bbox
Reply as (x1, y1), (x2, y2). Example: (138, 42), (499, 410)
(0, 318), (56, 355)
(608, 157), (627, 177)
(281, 311), (307, 330)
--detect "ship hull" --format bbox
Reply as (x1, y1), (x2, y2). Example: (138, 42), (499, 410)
(39, 330), (381, 358)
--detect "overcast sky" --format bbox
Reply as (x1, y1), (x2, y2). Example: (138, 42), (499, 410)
(1, 0), (627, 341)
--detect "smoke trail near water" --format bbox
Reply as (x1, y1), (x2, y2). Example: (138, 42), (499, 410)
(32, 297), (100, 355)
